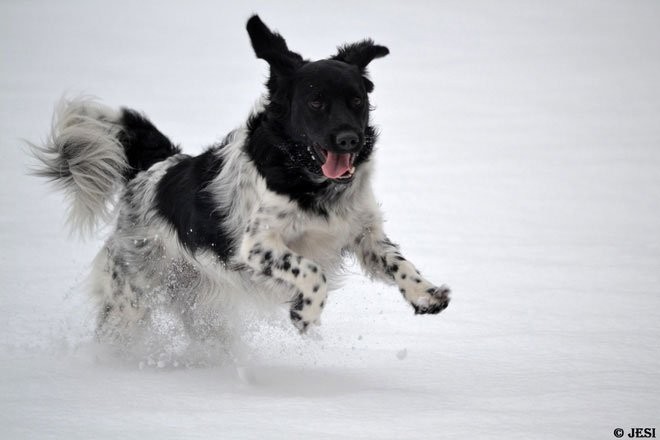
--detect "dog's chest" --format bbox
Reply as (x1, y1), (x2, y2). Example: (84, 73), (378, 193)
(282, 212), (359, 268)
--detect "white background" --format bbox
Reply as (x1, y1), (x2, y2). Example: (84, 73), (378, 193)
(1, 1), (659, 439)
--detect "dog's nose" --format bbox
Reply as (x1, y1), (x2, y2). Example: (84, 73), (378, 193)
(334, 131), (360, 152)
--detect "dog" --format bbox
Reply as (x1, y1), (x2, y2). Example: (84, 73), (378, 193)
(30, 15), (450, 344)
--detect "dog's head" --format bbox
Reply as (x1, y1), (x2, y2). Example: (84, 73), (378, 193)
(246, 15), (388, 184)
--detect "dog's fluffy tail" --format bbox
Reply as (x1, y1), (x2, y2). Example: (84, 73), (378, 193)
(29, 96), (180, 235)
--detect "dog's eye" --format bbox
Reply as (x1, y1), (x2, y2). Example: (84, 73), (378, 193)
(351, 97), (363, 108)
(309, 99), (325, 110)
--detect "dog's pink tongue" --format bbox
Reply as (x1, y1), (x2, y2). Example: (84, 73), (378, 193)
(321, 152), (351, 179)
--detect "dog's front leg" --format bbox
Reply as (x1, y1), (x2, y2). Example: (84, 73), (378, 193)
(239, 218), (328, 333)
(355, 226), (450, 315)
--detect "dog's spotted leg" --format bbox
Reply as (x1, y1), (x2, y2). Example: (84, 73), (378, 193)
(239, 210), (328, 333)
(355, 227), (450, 315)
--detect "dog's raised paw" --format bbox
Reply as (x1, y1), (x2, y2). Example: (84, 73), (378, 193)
(412, 285), (450, 315)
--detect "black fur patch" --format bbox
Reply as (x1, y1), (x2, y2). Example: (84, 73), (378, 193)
(292, 292), (304, 311)
(119, 109), (181, 180)
(155, 149), (233, 260)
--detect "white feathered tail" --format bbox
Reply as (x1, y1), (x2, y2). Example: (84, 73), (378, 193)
(29, 97), (129, 235)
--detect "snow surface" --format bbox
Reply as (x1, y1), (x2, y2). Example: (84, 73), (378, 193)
(2, 1), (659, 439)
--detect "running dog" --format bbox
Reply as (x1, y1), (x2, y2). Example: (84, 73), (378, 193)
(30, 15), (450, 343)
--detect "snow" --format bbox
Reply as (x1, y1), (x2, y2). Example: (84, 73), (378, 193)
(1, 0), (659, 438)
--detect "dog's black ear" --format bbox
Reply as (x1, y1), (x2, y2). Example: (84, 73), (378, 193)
(246, 15), (303, 75)
(332, 40), (389, 92)
(333, 40), (389, 70)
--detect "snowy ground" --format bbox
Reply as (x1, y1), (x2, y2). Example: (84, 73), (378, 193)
(2, 1), (659, 439)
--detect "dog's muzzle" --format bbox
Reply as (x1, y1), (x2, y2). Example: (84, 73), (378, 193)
(307, 144), (357, 181)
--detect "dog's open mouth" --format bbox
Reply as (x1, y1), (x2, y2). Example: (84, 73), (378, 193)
(308, 145), (356, 181)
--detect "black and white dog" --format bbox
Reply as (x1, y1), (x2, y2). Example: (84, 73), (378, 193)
(31, 15), (450, 342)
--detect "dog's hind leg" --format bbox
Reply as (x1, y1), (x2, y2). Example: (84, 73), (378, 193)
(89, 246), (148, 345)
